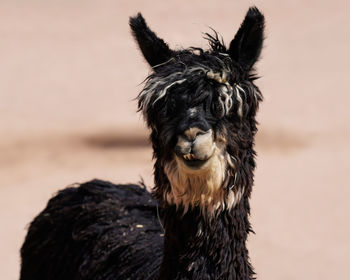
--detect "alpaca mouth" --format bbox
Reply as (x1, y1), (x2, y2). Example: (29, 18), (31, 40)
(179, 153), (210, 169)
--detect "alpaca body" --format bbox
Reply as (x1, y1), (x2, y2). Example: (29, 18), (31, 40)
(20, 180), (163, 280)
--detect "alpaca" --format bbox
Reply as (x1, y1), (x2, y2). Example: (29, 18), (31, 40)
(20, 7), (264, 280)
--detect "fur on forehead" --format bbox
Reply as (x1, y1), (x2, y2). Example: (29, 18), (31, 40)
(137, 47), (260, 123)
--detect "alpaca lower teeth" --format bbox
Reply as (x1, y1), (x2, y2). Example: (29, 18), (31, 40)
(183, 154), (196, 161)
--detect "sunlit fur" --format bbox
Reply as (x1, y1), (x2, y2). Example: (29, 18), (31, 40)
(165, 144), (227, 214)
(164, 126), (245, 214)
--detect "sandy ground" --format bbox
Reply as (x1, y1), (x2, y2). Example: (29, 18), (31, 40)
(1, 0), (349, 279)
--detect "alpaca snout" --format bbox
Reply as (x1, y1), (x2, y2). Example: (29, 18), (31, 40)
(174, 128), (215, 169)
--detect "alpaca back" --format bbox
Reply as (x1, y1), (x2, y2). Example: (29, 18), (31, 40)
(20, 180), (163, 280)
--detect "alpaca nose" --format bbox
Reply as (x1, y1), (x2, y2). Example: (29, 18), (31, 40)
(174, 127), (206, 157)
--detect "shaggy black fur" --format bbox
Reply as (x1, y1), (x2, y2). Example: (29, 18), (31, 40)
(129, 13), (174, 68)
(21, 7), (264, 280)
(21, 180), (163, 280)
(159, 198), (254, 279)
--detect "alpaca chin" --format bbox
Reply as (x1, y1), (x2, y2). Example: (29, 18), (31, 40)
(164, 146), (240, 215)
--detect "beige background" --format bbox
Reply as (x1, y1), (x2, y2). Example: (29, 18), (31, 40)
(1, 0), (349, 279)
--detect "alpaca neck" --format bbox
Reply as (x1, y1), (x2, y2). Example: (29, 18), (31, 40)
(158, 198), (254, 280)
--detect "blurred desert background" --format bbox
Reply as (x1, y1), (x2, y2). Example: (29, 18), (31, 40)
(1, 0), (349, 279)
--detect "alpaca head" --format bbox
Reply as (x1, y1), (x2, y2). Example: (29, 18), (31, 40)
(130, 7), (264, 214)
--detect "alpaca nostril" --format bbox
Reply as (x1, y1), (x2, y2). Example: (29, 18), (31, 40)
(174, 144), (191, 157)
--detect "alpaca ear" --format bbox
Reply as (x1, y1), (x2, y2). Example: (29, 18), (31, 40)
(129, 13), (174, 69)
(228, 7), (265, 71)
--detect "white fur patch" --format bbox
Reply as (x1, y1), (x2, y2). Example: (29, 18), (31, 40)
(164, 147), (243, 215)
(188, 107), (197, 117)
(234, 84), (246, 118)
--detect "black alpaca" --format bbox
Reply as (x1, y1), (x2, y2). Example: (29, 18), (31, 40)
(21, 7), (264, 280)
